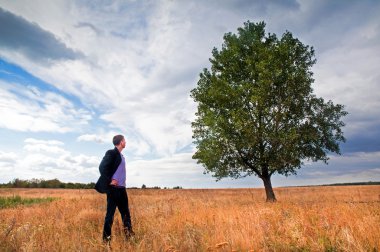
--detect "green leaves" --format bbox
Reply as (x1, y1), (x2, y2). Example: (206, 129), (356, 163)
(191, 21), (347, 182)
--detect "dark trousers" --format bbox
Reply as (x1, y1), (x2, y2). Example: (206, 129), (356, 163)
(103, 187), (132, 240)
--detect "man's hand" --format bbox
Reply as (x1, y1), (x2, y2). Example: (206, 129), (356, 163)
(110, 179), (118, 186)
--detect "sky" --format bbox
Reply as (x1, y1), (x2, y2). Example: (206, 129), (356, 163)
(0, 0), (379, 188)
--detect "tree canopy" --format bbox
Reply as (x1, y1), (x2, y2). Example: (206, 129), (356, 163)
(191, 21), (347, 201)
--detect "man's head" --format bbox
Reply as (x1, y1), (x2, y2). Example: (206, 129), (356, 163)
(113, 135), (126, 149)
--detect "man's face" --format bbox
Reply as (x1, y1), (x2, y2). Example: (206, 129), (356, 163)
(121, 138), (126, 149)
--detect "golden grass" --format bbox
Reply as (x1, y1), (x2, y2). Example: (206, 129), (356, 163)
(0, 186), (379, 251)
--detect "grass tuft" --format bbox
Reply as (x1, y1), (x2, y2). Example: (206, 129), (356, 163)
(0, 195), (56, 209)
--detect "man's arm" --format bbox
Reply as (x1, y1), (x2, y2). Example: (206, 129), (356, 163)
(99, 150), (116, 179)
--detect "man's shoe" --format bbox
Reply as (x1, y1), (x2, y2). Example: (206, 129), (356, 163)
(103, 235), (111, 246)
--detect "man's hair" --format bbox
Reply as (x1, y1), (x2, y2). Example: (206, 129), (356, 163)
(113, 135), (124, 146)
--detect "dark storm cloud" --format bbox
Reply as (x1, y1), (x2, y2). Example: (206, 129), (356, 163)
(342, 123), (380, 153)
(341, 98), (380, 154)
(0, 7), (82, 63)
(299, 153), (380, 179)
(343, 136), (380, 153)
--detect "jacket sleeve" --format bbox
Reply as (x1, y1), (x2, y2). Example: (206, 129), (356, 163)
(99, 150), (116, 179)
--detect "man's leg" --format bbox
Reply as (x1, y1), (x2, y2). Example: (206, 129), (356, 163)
(103, 188), (117, 241)
(117, 188), (133, 237)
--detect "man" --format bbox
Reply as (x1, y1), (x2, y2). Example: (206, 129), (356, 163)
(95, 135), (134, 243)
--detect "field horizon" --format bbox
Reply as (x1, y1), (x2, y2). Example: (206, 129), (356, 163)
(1, 177), (379, 190)
(1, 185), (379, 251)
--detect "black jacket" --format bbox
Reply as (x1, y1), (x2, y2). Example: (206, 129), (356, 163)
(94, 147), (122, 193)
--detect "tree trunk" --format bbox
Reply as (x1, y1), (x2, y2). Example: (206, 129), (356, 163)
(262, 176), (276, 202)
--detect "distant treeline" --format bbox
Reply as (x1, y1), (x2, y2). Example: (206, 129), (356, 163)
(0, 178), (95, 189)
(321, 181), (380, 186)
(0, 179), (183, 190)
(283, 181), (380, 188)
(138, 184), (183, 190)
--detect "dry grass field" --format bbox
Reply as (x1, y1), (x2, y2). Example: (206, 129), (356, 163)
(0, 186), (379, 251)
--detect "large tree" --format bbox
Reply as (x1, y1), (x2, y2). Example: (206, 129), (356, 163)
(191, 21), (347, 201)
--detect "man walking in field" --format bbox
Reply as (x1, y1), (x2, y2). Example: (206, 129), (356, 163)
(95, 134), (134, 243)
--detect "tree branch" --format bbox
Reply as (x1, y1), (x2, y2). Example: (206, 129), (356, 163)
(237, 150), (262, 177)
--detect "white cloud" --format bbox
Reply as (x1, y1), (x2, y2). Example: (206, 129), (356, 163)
(23, 144), (66, 154)
(58, 153), (99, 169)
(0, 151), (17, 161)
(24, 138), (64, 146)
(77, 132), (152, 157)
(126, 152), (202, 187)
(125, 137), (152, 157)
(77, 134), (104, 143)
(0, 81), (92, 133)
(0, 138), (100, 183)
